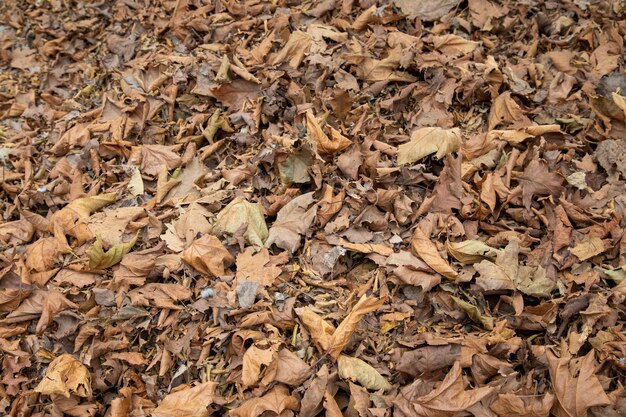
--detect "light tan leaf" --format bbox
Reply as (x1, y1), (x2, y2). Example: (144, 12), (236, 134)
(35, 354), (92, 398)
(270, 31), (312, 68)
(235, 247), (282, 287)
(242, 343), (278, 387)
(127, 283), (192, 310)
(212, 198), (268, 246)
(432, 34), (479, 56)
(570, 235), (605, 261)
(488, 91), (531, 130)
(127, 167), (144, 196)
(295, 307), (336, 353)
(305, 111), (352, 155)
(229, 385), (299, 417)
(328, 295), (385, 360)
(397, 127), (462, 165)
(265, 192), (317, 253)
(181, 234), (234, 276)
(446, 239), (501, 264)
(337, 355), (392, 392)
(49, 193), (117, 245)
(486, 124), (561, 144)
(411, 228), (458, 280)
(452, 296), (494, 330)
(490, 392), (554, 417)
(394, 362), (494, 415)
(88, 206), (145, 247)
(392, 0), (461, 21)
(128, 144), (181, 177)
(547, 350), (611, 417)
(87, 234), (138, 269)
(339, 239), (394, 256)
(349, 47), (417, 83)
(153, 382), (219, 417)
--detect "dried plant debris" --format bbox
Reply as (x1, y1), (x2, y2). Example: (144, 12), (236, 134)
(1, 0), (626, 416)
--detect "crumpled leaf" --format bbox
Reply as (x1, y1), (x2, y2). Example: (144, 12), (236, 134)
(35, 354), (92, 398)
(229, 385), (300, 417)
(266, 192), (317, 253)
(397, 127), (462, 165)
(212, 198), (268, 246)
(49, 193), (117, 245)
(337, 354), (392, 392)
(153, 382), (220, 417)
(394, 362), (494, 416)
(452, 296), (494, 330)
(570, 235), (605, 261)
(490, 392), (554, 417)
(182, 234), (234, 276)
(411, 228), (458, 280)
(128, 144), (181, 177)
(547, 349), (611, 417)
(432, 34), (479, 56)
(392, 0), (461, 21)
(87, 233), (138, 269)
(446, 239), (501, 264)
(296, 295), (384, 360)
(519, 160), (564, 209)
(305, 111), (352, 155)
(235, 247), (282, 287)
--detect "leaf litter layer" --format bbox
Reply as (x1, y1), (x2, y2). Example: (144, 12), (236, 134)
(1, 0), (626, 416)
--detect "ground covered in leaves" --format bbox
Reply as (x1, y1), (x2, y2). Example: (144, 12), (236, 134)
(1, 0), (626, 416)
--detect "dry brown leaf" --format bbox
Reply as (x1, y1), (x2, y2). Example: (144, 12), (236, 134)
(229, 384), (299, 417)
(265, 192), (317, 253)
(35, 354), (91, 398)
(432, 34), (479, 56)
(397, 127), (462, 165)
(519, 160), (564, 209)
(337, 354), (392, 391)
(570, 235), (606, 261)
(295, 307), (336, 353)
(411, 228), (458, 280)
(305, 111), (352, 155)
(153, 382), (219, 417)
(212, 198), (268, 246)
(181, 234), (234, 276)
(235, 247), (282, 287)
(49, 193), (117, 245)
(547, 349), (611, 417)
(128, 144), (181, 177)
(328, 295), (385, 360)
(392, 0), (461, 21)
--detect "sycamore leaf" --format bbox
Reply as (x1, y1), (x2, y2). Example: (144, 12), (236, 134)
(397, 127), (462, 165)
(411, 228), (458, 280)
(49, 193), (117, 245)
(446, 239), (501, 264)
(452, 296), (494, 330)
(153, 382), (220, 417)
(547, 350), (611, 417)
(35, 354), (92, 398)
(87, 234), (137, 269)
(328, 296), (385, 359)
(570, 235), (605, 261)
(337, 355), (392, 392)
(212, 198), (268, 246)
(266, 192), (317, 253)
(305, 111), (352, 155)
(182, 234), (234, 276)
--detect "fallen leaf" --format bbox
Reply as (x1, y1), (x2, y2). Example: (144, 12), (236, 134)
(87, 234), (138, 269)
(411, 228), (458, 280)
(305, 111), (352, 155)
(266, 192), (317, 253)
(547, 349), (611, 417)
(337, 354), (392, 392)
(229, 385), (299, 417)
(519, 160), (564, 210)
(212, 198), (268, 246)
(181, 234), (234, 276)
(236, 247), (282, 287)
(452, 296), (494, 330)
(397, 127), (462, 165)
(153, 382), (220, 417)
(35, 354), (91, 398)
(570, 235), (605, 261)
(392, 0), (461, 21)
(49, 193), (117, 245)
(446, 239), (501, 264)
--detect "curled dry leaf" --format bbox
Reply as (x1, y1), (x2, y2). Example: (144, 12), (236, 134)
(153, 382), (220, 417)
(397, 127), (462, 165)
(265, 192), (317, 253)
(411, 228), (458, 280)
(305, 111), (352, 155)
(337, 354), (392, 392)
(212, 198), (268, 246)
(49, 193), (117, 245)
(35, 354), (92, 398)
(229, 384), (299, 417)
(87, 234), (138, 270)
(181, 234), (234, 276)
